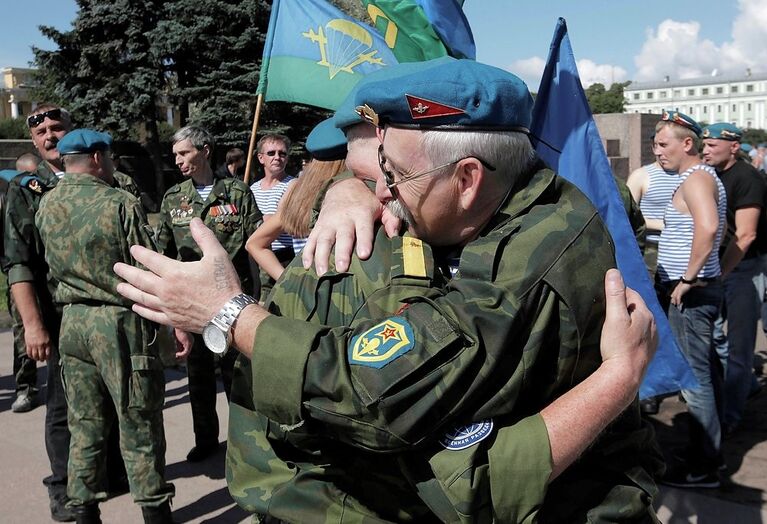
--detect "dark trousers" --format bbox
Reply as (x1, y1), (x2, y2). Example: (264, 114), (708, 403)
(8, 291), (37, 393)
(43, 317), (70, 496)
(187, 335), (237, 445)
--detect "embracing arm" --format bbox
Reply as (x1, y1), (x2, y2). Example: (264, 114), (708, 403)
(246, 205), (288, 281)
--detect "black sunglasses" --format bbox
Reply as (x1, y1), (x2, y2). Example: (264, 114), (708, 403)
(263, 150), (288, 158)
(27, 108), (63, 128)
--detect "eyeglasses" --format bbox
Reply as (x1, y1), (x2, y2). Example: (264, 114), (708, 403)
(27, 109), (63, 128)
(262, 150), (288, 158)
(377, 144), (496, 190)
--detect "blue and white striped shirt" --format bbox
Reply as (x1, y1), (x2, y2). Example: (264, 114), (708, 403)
(640, 162), (679, 244)
(250, 176), (296, 251)
(657, 164), (727, 282)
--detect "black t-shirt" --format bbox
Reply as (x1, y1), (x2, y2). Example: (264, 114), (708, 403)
(718, 158), (767, 259)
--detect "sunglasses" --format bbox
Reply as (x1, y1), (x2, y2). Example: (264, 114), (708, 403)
(27, 108), (63, 128)
(262, 150), (288, 158)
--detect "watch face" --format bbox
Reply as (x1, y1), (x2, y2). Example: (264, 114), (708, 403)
(202, 323), (228, 354)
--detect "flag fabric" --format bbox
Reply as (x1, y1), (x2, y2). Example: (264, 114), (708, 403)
(257, 0), (398, 110)
(529, 18), (696, 399)
(361, 0), (475, 61)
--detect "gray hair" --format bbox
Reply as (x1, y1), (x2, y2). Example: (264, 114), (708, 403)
(172, 125), (215, 151)
(420, 130), (535, 186)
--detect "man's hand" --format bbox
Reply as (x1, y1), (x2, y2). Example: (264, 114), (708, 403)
(669, 281), (691, 307)
(302, 177), (386, 275)
(113, 218), (242, 333)
(24, 323), (52, 362)
(600, 269), (658, 389)
(173, 328), (194, 361)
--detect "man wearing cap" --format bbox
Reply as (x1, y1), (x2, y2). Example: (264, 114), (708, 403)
(156, 125), (262, 463)
(702, 122), (767, 436)
(654, 111), (727, 488)
(116, 59), (661, 521)
(35, 129), (177, 523)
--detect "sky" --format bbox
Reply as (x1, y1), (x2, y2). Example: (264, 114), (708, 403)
(1, 0), (763, 91)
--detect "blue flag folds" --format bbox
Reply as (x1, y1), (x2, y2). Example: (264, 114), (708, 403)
(411, 0), (476, 59)
(258, 0), (398, 110)
(530, 18), (696, 398)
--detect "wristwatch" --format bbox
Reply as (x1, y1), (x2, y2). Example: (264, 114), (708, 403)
(202, 293), (258, 354)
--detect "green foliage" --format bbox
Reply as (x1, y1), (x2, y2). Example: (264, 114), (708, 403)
(0, 118), (29, 139)
(585, 81), (630, 114)
(743, 128), (767, 146)
(157, 121), (177, 143)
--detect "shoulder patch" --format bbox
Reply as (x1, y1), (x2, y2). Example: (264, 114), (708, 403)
(20, 175), (47, 194)
(439, 420), (494, 450)
(348, 316), (415, 368)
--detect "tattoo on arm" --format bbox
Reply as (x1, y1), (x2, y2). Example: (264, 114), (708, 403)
(214, 256), (231, 291)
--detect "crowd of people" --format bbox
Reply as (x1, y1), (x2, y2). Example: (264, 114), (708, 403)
(0, 56), (762, 524)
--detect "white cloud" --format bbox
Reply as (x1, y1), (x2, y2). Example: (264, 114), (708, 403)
(508, 56), (626, 90)
(634, 0), (767, 81)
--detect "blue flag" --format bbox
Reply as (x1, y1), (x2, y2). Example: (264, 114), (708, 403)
(258, 0), (398, 110)
(530, 18), (696, 398)
(412, 0), (476, 59)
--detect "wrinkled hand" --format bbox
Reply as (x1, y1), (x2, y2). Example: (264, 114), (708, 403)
(302, 177), (386, 275)
(600, 269), (658, 388)
(114, 218), (242, 333)
(174, 328), (194, 361)
(25, 323), (52, 362)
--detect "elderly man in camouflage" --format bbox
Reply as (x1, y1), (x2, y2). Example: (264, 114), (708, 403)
(36, 129), (177, 523)
(115, 60), (662, 522)
(156, 125), (262, 462)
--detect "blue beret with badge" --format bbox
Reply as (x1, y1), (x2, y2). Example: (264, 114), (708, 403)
(702, 122), (743, 141)
(57, 129), (113, 155)
(333, 56), (457, 131)
(352, 59), (533, 132)
(660, 110), (702, 137)
(306, 117), (347, 161)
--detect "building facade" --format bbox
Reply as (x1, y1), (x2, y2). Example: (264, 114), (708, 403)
(1, 67), (36, 120)
(625, 71), (767, 129)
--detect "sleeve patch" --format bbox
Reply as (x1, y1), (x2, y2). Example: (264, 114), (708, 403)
(349, 316), (415, 369)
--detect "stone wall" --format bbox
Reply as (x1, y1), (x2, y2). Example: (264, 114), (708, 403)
(593, 113), (658, 180)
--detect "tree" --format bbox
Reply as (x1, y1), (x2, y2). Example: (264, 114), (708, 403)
(33, 0), (168, 198)
(586, 81), (630, 114)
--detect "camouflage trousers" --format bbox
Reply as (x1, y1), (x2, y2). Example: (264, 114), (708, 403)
(59, 303), (175, 507)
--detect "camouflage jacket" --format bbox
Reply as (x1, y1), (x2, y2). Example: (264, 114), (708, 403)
(2, 161), (144, 313)
(156, 177), (262, 294)
(227, 167), (662, 523)
(35, 172), (156, 307)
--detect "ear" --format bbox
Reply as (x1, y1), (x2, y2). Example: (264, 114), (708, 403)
(375, 126), (385, 143)
(454, 157), (485, 209)
(682, 136), (694, 153)
(202, 144), (211, 159)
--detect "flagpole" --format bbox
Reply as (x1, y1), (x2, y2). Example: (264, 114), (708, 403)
(244, 93), (264, 185)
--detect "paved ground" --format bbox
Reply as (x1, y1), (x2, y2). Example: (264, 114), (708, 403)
(1, 327), (765, 523)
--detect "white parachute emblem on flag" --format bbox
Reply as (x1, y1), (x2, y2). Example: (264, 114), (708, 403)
(303, 19), (387, 79)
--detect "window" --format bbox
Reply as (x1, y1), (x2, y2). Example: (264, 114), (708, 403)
(674, 89), (681, 97)
(748, 103), (752, 111)
(633, 93), (640, 100)
(717, 105), (722, 112)
(688, 89), (695, 96)
(647, 92), (654, 99)
(731, 85), (739, 93)
(716, 87), (724, 94)
(689, 107), (694, 113)
(660, 91), (667, 98)
(747, 84), (754, 92)
(702, 88), (709, 95)
(703, 106), (707, 114)
(733, 104), (737, 111)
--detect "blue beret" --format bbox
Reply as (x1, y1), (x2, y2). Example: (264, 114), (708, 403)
(333, 57), (457, 130)
(306, 117), (347, 161)
(57, 129), (113, 155)
(741, 143), (754, 153)
(353, 59), (533, 132)
(660, 110), (702, 137)
(0, 169), (19, 182)
(702, 122), (743, 141)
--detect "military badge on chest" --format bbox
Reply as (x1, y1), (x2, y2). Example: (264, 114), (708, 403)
(210, 203), (240, 233)
(170, 196), (195, 226)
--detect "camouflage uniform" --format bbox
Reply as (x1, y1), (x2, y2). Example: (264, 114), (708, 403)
(2, 162), (143, 500)
(227, 167), (663, 523)
(35, 172), (175, 508)
(156, 176), (261, 448)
